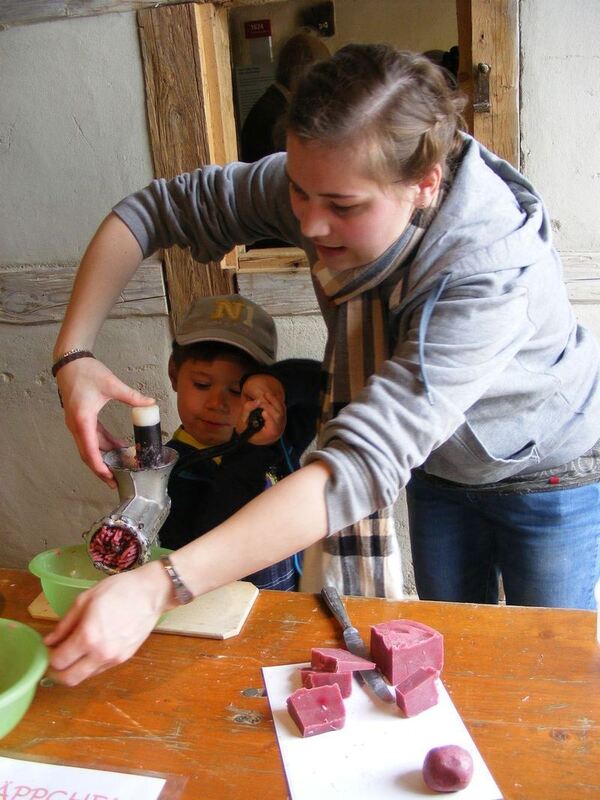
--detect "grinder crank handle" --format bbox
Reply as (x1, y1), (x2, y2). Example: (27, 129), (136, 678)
(171, 407), (265, 475)
(241, 407), (266, 439)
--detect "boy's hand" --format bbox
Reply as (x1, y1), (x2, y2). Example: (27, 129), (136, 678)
(238, 374), (286, 445)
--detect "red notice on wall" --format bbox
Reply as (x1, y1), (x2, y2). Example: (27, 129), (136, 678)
(244, 19), (272, 39)
(243, 19), (273, 64)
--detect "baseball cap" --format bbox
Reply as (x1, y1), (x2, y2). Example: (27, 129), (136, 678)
(175, 294), (277, 365)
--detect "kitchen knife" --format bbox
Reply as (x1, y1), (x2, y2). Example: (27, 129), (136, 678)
(321, 586), (394, 703)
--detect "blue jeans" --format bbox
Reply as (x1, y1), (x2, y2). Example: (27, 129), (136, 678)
(406, 470), (600, 609)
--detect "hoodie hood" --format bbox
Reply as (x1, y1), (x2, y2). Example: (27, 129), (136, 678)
(400, 134), (553, 301)
(388, 135), (557, 404)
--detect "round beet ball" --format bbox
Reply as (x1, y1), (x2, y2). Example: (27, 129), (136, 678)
(422, 745), (474, 792)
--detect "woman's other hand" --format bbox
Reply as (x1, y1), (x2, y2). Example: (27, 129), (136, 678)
(44, 560), (172, 686)
(56, 356), (155, 488)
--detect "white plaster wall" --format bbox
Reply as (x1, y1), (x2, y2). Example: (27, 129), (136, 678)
(0, 14), (174, 568)
(521, 0), (600, 347)
(0, 13), (154, 262)
(520, 0), (600, 252)
(0, 318), (176, 566)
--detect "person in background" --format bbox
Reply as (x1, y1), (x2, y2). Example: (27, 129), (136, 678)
(48, 45), (600, 685)
(240, 29), (330, 163)
(240, 29), (330, 249)
(423, 46), (459, 88)
(160, 294), (320, 591)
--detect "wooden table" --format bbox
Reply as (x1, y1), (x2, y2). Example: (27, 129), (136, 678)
(1, 569), (599, 799)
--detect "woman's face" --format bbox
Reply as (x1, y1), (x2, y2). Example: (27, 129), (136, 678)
(286, 133), (435, 273)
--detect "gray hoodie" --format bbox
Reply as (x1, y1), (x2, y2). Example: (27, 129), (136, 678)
(114, 135), (600, 534)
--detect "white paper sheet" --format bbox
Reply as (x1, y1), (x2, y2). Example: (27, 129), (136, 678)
(262, 663), (503, 800)
(0, 755), (165, 799)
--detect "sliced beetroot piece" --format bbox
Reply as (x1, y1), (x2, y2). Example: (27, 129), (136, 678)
(370, 620), (443, 684)
(286, 684), (346, 737)
(311, 647), (376, 673)
(422, 745), (474, 792)
(395, 666), (440, 717)
(300, 668), (353, 698)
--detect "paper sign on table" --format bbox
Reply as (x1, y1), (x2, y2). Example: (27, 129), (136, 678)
(0, 755), (165, 799)
(262, 663), (503, 800)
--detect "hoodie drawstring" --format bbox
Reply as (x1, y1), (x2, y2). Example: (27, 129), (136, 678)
(418, 272), (452, 405)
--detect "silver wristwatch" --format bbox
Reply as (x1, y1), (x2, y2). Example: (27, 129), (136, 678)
(160, 556), (194, 605)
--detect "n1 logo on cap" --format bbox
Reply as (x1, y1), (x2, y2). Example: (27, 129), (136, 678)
(211, 299), (254, 328)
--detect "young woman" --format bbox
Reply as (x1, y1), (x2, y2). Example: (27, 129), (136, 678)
(48, 45), (600, 685)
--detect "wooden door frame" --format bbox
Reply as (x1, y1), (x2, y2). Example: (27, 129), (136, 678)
(457, 0), (519, 168)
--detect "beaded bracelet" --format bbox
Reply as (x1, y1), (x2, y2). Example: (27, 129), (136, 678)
(51, 348), (95, 378)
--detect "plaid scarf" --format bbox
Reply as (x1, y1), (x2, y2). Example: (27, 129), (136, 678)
(302, 203), (439, 598)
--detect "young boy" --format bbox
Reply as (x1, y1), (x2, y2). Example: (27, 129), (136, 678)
(159, 294), (321, 591)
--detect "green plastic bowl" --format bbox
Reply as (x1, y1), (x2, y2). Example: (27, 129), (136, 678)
(29, 543), (172, 617)
(0, 618), (48, 738)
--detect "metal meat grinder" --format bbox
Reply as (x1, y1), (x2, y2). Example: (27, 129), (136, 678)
(84, 444), (179, 574)
(84, 406), (265, 575)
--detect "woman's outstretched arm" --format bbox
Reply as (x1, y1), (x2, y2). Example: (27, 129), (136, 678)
(53, 213), (156, 486)
(44, 460), (332, 685)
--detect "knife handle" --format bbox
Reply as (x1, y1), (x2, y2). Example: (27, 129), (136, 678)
(321, 586), (352, 630)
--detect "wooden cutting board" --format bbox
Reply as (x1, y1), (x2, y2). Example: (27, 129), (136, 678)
(28, 581), (259, 640)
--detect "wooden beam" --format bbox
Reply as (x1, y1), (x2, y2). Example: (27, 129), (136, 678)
(194, 3), (241, 271)
(474, 0), (519, 168)
(238, 250), (600, 316)
(237, 247), (309, 274)
(561, 252), (600, 304)
(237, 271), (319, 317)
(457, 0), (519, 168)
(0, 260), (166, 324)
(0, 0), (291, 29)
(137, 2), (235, 330)
(0, 1), (194, 28)
(456, 0), (474, 133)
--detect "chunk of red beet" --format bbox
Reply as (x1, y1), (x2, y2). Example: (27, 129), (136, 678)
(370, 620), (443, 684)
(311, 647), (376, 672)
(286, 684), (346, 737)
(422, 745), (474, 792)
(395, 666), (440, 716)
(300, 668), (353, 697)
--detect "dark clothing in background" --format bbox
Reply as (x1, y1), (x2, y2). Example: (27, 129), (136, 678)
(240, 83), (290, 248)
(240, 83), (288, 163)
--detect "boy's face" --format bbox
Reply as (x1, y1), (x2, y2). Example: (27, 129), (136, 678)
(169, 355), (246, 446)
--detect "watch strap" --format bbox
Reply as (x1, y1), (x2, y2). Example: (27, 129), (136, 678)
(160, 555), (194, 605)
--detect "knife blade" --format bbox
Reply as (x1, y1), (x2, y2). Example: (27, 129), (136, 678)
(320, 586), (394, 703)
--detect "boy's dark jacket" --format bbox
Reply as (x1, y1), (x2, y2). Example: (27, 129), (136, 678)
(158, 359), (322, 590)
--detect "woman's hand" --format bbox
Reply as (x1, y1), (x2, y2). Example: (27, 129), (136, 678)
(238, 374), (286, 445)
(56, 357), (156, 488)
(44, 560), (173, 686)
